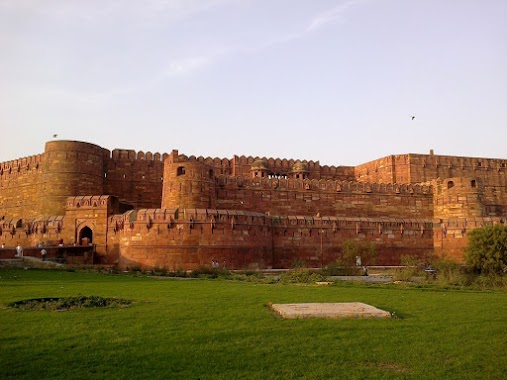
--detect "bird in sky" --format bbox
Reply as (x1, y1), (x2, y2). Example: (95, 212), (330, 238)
(411, 116), (415, 120)
(53, 134), (58, 138)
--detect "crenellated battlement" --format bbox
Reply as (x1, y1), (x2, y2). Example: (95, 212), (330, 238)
(66, 196), (112, 209)
(124, 208), (270, 226)
(216, 175), (433, 195)
(409, 153), (507, 170)
(235, 155), (319, 169)
(0, 154), (43, 175)
(110, 149), (170, 162)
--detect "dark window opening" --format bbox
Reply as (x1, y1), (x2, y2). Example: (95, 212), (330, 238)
(177, 166), (185, 176)
(447, 181), (454, 189)
(471, 180), (477, 188)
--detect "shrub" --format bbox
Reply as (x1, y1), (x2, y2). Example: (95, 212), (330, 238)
(290, 259), (307, 269)
(394, 255), (425, 281)
(280, 268), (326, 284)
(431, 258), (472, 286)
(167, 269), (188, 278)
(465, 225), (507, 275)
(190, 266), (230, 279)
(152, 266), (168, 276)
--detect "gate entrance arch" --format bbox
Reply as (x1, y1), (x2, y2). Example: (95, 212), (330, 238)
(79, 226), (93, 245)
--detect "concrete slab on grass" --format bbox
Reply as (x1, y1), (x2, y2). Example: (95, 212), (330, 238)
(271, 302), (391, 319)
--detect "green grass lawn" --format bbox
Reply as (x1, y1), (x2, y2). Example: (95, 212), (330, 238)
(1, 268), (507, 379)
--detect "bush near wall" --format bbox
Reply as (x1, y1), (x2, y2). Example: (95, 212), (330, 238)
(465, 224), (507, 275)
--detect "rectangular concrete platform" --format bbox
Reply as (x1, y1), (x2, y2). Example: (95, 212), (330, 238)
(270, 302), (391, 319)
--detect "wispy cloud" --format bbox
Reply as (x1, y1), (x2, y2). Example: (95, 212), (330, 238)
(256, 0), (365, 51)
(306, 0), (362, 32)
(161, 0), (366, 77)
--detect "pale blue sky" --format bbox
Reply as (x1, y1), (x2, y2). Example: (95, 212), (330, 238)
(1, 0), (506, 165)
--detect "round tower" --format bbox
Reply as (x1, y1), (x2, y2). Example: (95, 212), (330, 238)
(162, 153), (217, 210)
(41, 140), (107, 215)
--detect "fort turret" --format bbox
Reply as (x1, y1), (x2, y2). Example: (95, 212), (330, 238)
(290, 161), (309, 180)
(40, 140), (107, 215)
(161, 150), (217, 209)
(250, 159), (269, 178)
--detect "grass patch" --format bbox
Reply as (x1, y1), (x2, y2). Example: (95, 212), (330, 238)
(1, 268), (507, 379)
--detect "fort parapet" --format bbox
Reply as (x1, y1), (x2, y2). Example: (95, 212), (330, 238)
(1, 140), (506, 269)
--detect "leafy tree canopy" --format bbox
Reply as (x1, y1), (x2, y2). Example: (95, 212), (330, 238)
(466, 225), (507, 275)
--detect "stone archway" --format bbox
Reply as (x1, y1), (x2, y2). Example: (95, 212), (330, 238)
(79, 226), (93, 245)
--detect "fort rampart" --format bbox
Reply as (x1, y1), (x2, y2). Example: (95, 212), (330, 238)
(1, 140), (507, 269)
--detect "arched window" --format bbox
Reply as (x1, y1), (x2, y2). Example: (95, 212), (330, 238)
(447, 181), (454, 189)
(177, 166), (185, 176)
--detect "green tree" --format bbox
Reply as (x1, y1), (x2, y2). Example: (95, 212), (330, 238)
(466, 225), (507, 275)
(340, 239), (377, 267)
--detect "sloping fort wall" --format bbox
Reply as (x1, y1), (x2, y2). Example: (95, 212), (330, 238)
(2, 140), (507, 269)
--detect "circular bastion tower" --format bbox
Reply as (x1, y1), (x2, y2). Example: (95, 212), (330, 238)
(40, 140), (107, 215)
(161, 150), (217, 210)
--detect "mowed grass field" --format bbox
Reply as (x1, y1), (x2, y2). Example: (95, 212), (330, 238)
(1, 269), (507, 379)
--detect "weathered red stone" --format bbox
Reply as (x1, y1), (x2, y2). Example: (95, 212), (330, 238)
(1, 141), (505, 269)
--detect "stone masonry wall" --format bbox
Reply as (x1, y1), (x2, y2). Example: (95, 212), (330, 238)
(0, 154), (43, 219)
(214, 176), (434, 219)
(104, 149), (168, 210)
(114, 209), (434, 270)
(116, 209), (273, 270)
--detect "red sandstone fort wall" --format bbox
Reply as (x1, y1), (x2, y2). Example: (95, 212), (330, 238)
(407, 154), (507, 185)
(41, 141), (108, 216)
(0, 214), (64, 248)
(116, 209), (273, 270)
(0, 140), (109, 219)
(0, 154), (43, 219)
(104, 149), (168, 210)
(162, 155), (217, 209)
(231, 155), (354, 180)
(271, 216), (434, 267)
(213, 176), (434, 218)
(433, 217), (505, 263)
(4, 139), (507, 269)
(113, 208), (434, 270)
(432, 177), (486, 219)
